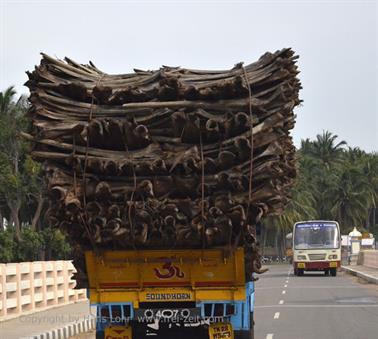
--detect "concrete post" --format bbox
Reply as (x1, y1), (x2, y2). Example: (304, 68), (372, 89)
(0, 264), (6, 317)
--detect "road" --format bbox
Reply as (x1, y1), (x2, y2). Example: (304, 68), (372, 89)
(70, 265), (378, 339)
(254, 265), (378, 339)
(0, 301), (94, 339)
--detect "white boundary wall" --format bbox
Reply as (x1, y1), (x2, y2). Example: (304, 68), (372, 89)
(0, 261), (87, 320)
(359, 250), (378, 269)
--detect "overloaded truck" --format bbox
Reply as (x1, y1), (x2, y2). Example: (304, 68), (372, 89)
(24, 48), (301, 338)
(86, 248), (254, 338)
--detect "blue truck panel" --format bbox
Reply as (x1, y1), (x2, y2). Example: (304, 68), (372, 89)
(93, 281), (255, 334)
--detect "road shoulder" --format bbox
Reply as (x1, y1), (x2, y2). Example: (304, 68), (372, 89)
(341, 265), (378, 284)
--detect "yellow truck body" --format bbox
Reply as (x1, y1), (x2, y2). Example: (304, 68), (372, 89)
(85, 247), (246, 308)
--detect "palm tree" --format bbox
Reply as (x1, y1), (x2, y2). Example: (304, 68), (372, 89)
(345, 147), (366, 163)
(361, 153), (378, 207)
(0, 86), (17, 115)
(299, 138), (314, 156)
(309, 131), (347, 169)
(329, 164), (371, 232)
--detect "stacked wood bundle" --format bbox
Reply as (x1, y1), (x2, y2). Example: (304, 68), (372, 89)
(24, 48), (301, 284)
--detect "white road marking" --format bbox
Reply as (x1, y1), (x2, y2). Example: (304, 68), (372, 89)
(257, 304), (378, 308)
(284, 284), (288, 287)
(282, 290), (286, 294)
(274, 312), (280, 319)
(257, 285), (361, 290)
(266, 334), (274, 339)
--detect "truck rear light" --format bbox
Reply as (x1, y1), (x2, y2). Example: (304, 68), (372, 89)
(225, 304), (235, 315)
(214, 304), (224, 316)
(100, 306), (110, 319)
(328, 255), (338, 259)
(122, 305), (131, 318)
(111, 305), (122, 320)
(204, 303), (212, 317)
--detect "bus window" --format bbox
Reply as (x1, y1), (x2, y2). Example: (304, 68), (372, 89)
(294, 222), (339, 250)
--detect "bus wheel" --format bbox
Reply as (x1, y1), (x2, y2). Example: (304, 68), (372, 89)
(298, 269), (304, 276)
(294, 268), (298, 276)
(330, 268), (337, 277)
(324, 269), (329, 276)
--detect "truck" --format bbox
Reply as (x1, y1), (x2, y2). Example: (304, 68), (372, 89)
(85, 247), (254, 339)
(292, 220), (341, 276)
(24, 49), (301, 339)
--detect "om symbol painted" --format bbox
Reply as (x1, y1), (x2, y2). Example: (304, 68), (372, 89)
(154, 262), (185, 279)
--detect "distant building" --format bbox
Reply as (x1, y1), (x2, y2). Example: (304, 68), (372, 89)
(341, 234), (376, 249)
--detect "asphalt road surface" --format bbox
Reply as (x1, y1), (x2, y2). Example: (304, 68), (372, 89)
(74, 265), (377, 339)
(254, 265), (378, 339)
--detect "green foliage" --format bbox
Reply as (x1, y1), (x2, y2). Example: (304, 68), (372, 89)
(41, 227), (72, 260)
(0, 86), (70, 262)
(0, 86), (48, 239)
(1, 85), (377, 259)
(264, 131), (378, 246)
(0, 227), (72, 263)
(0, 229), (15, 262)
(16, 227), (44, 262)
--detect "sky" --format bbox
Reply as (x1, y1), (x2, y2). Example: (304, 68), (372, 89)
(1, 0), (377, 152)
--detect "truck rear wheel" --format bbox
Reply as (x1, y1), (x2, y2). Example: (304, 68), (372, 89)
(330, 268), (337, 276)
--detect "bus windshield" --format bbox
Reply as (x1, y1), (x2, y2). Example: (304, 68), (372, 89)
(294, 222), (340, 250)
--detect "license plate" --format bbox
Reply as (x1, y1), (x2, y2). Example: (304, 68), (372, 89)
(134, 308), (200, 321)
(329, 262), (338, 268)
(105, 325), (132, 339)
(297, 263), (306, 269)
(209, 322), (234, 339)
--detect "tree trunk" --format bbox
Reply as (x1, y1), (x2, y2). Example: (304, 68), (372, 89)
(9, 200), (21, 241)
(281, 233), (286, 257)
(261, 224), (267, 256)
(274, 230), (279, 257)
(8, 215), (14, 229)
(14, 145), (19, 175)
(0, 210), (4, 231)
(31, 194), (44, 231)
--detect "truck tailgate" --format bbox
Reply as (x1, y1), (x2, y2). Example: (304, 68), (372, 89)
(85, 248), (246, 304)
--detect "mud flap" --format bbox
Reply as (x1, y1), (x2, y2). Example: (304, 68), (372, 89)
(104, 325), (132, 339)
(208, 322), (234, 339)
